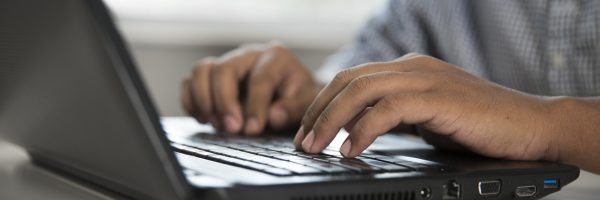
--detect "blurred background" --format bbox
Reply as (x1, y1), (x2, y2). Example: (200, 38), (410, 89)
(104, 0), (386, 116)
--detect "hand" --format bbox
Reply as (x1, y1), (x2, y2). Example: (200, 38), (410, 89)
(181, 43), (319, 135)
(294, 53), (557, 161)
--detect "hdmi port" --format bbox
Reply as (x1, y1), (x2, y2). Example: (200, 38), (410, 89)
(515, 185), (536, 198)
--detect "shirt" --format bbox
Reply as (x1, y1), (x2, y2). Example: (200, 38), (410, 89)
(319, 0), (600, 96)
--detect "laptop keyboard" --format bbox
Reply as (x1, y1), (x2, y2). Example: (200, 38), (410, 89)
(171, 135), (443, 176)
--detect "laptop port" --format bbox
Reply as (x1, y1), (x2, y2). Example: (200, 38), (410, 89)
(442, 180), (461, 200)
(515, 185), (536, 198)
(543, 179), (559, 189)
(419, 187), (431, 199)
(478, 180), (501, 196)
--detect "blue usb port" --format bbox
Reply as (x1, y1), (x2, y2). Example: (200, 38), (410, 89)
(543, 179), (559, 189)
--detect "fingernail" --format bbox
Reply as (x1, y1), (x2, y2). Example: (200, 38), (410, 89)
(293, 126), (305, 149)
(301, 130), (315, 153)
(340, 139), (352, 157)
(224, 115), (240, 133)
(244, 117), (259, 135)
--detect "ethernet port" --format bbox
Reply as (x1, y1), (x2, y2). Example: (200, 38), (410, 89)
(442, 180), (461, 200)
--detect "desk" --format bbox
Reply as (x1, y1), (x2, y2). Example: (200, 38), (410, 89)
(1, 140), (598, 200)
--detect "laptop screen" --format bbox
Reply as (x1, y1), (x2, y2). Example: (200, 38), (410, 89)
(0, 0), (190, 199)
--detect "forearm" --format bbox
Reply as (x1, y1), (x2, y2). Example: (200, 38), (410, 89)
(546, 97), (600, 174)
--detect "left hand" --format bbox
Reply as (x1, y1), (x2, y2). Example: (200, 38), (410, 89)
(294, 53), (557, 161)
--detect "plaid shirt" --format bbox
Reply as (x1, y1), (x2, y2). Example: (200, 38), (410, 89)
(320, 0), (600, 96)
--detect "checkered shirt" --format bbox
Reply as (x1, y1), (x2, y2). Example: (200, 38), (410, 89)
(319, 0), (600, 96)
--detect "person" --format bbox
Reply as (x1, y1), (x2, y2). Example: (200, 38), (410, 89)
(180, 1), (600, 174)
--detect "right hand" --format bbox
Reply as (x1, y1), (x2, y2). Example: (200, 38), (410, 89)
(181, 43), (320, 135)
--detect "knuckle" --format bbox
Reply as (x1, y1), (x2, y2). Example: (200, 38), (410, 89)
(379, 96), (400, 112)
(405, 52), (421, 57)
(316, 109), (332, 126)
(266, 43), (288, 54)
(192, 62), (207, 75)
(302, 106), (318, 125)
(238, 43), (261, 52)
(211, 62), (230, 76)
(403, 53), (431, 63)
(262, 44), (292, 62)
(347, 75), (372, 95)
(332, 69), (354, 86)
(411, 53), (430, 60)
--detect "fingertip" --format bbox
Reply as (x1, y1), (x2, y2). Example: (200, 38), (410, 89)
(340, 139), (353, 158)
(301, 130), (315, 153)
(224, 115), (242, 134)
(243, 117), (261, 135)
(268, 106), (288, 129)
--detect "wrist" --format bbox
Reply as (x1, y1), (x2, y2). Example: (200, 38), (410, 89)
(544, 97), (591, 164)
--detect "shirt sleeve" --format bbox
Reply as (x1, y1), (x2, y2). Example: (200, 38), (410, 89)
(316, 0), (431, 84)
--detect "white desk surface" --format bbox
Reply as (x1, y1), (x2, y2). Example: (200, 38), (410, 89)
(1, 140), (598, 200)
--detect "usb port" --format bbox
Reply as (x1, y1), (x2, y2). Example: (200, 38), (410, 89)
(515, 185), (536, 198)
(543, 179), (559, 189)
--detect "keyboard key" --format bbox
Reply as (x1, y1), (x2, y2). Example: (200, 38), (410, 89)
(212, 148), (322, 174)
(294, 152), (333, 160)
(359, 154), (440, 171)
(292, 159), (351, 173)
(359, 159), (411, 172)
(325, 158), (382, 173)
(172, 136), (423, 176)
(263, 167), (294, 176)
(274, 161), (322, 174)
(274, 154), (310, 162)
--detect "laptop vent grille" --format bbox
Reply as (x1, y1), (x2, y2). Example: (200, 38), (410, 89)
(290, 190), (416, 200)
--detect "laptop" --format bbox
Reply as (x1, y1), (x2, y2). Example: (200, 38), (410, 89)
(0, 0), (579, 199)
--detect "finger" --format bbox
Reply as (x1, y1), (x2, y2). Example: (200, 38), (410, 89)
(269, 94), (311, 130)
(343, 107), (370, 132)
(300, 56), (441, 137)
(181, 77), (200, 120)
(269, 70), (316, 130)
(242, 53), (286, 135)
(190, 59), (215, 124)
(341, 94), (437, 157)
(211, 51), (261, 133)
(300, 72), (433, 153)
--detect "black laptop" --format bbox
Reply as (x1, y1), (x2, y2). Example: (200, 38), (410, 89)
(0, 0), (579, 199)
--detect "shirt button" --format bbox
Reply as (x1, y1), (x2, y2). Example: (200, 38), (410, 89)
(551, 52), (565, 69)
